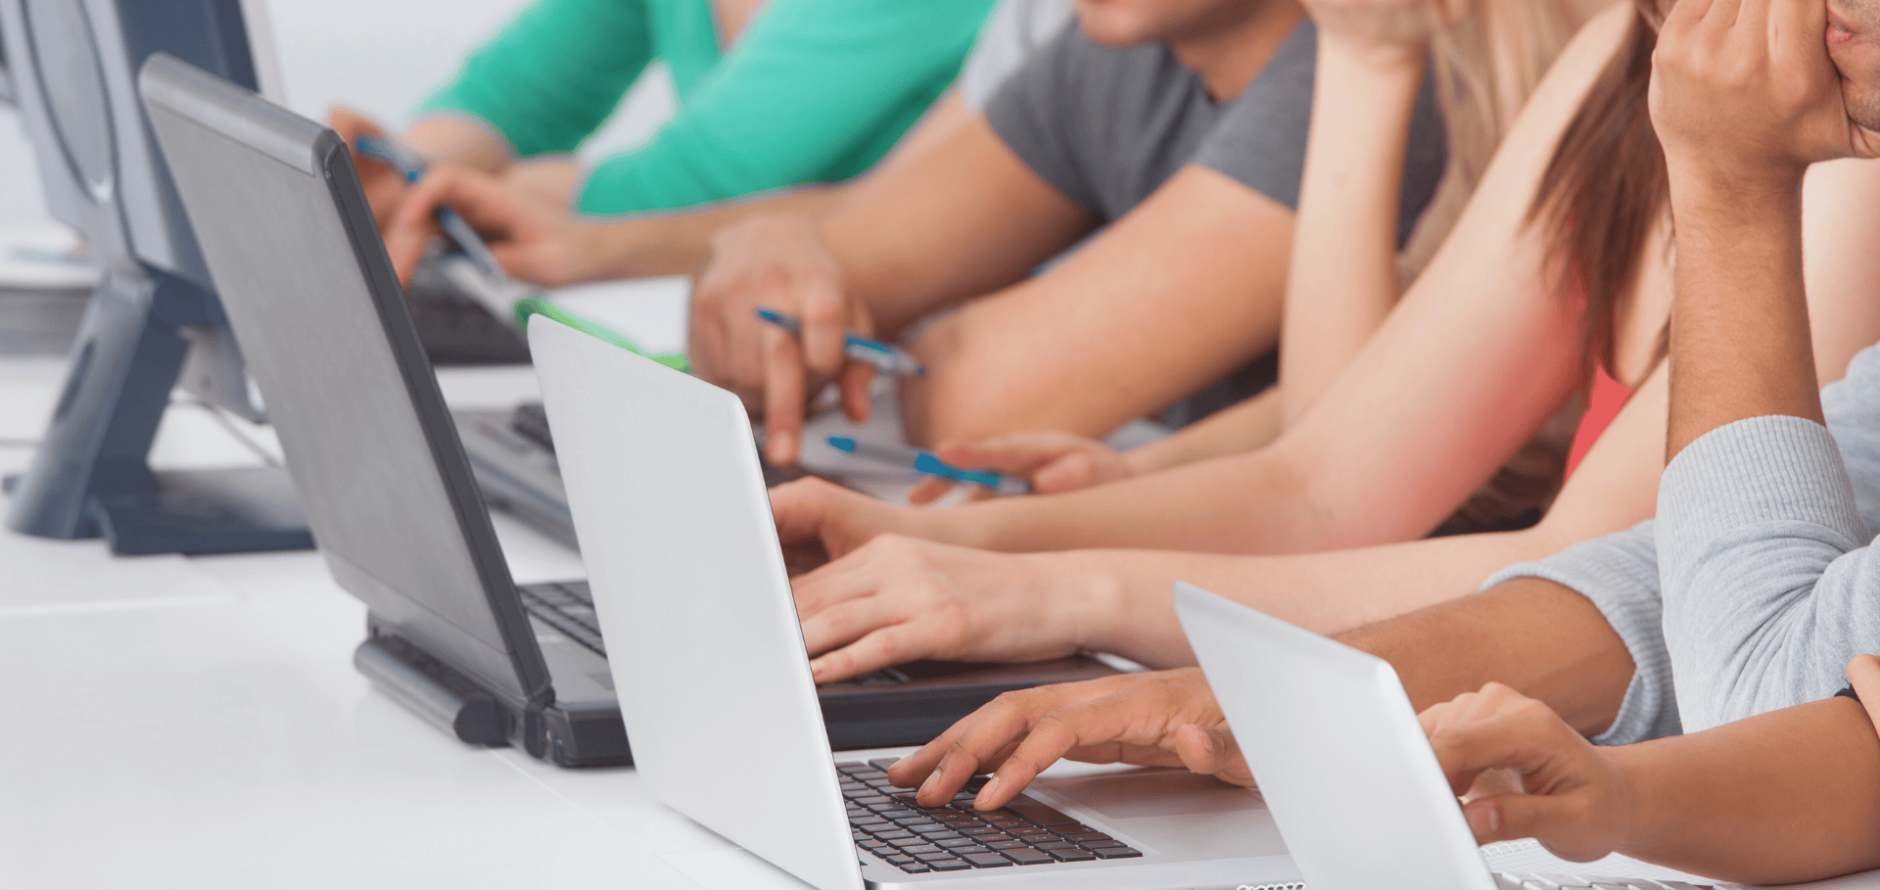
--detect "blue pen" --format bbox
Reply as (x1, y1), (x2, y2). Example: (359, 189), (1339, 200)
(354, 133), (511, 283)
(754, 308), (925, 378)
(826, 437), (1029, 495)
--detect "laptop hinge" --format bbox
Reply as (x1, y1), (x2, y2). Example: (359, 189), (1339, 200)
(354, 635), (511, 746)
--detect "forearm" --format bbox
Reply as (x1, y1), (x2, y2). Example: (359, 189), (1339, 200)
(895, 167), (1289, 445)
(1610, 697), (1880, 884)
(1665, 172), (1822, 459)
(580, 186), (846, 280)
(1345, 576), (1636, 736)
(1125, 388), (1285, 475)
(1280, 44), (1424, 425)
(1071, 525), (1571, 671)
(820, 118), (1093, 336)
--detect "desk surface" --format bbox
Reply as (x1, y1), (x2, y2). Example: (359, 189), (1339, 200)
(6, 321), (1877, 890)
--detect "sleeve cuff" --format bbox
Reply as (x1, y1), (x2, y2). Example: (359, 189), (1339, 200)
(1659, 415), (1865, 576)
(1480, 522), (1681, 746)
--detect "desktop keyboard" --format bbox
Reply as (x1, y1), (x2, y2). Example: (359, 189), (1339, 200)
(1493, 875), (1716, 890)
(404, 262), (531, 365)
(839, 759), (1140, 873)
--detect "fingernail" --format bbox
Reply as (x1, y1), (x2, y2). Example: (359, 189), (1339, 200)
(1466, 804), (1500, 837)
(1200, 731), (1217, 755)
(918, 769), (943, 798)
(808, 660), (825, 680)
(975, 774), (1001, 809)
(888, 755), (910, 772)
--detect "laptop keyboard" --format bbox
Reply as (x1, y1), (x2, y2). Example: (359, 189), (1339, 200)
(1494, 875), (1717, 890)
(510, 401), (554, 453)
(518, 584), (915, 687)
(519, 581), (605, 654)
(839, 759), (1141, 873)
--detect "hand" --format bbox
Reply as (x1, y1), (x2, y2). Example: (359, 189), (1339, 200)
(770, 477), (929, 567)
(1422, 683), (1635, 862)
(382, 166), (602, 288)
(327, 108), (410, 230)
(794, 536), (1091, 683)
(691, 213), (876, 465)
(884, 668), (1255, 810)
(906, 432), (1137, 505)
(1304, 0), (1469, 68)
(1649, 0), (1880, 189)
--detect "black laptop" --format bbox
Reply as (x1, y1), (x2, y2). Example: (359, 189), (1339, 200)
(140, 55), (1116, 766)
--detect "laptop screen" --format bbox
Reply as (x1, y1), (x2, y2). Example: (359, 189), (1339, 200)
(141, 55), (550, 705)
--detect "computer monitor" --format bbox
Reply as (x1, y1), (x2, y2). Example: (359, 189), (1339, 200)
(0, 0), (310, 554)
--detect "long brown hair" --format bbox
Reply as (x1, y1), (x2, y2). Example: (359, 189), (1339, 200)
(1527, 0), (1668, 378)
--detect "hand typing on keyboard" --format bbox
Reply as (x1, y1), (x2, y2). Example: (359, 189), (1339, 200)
(1422, 683), (1632, 863)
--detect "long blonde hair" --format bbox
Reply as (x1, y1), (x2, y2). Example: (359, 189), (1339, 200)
(1399, 0), (1578, 276)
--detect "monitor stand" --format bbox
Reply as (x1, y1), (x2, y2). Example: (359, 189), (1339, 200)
(3, 261), (313, 555)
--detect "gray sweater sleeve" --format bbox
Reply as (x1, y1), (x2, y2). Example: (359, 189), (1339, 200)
(1480, 521), (1682, 746)
(1656, 413), (1879, 733)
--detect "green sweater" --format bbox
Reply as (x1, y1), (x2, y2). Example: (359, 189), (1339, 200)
(420, 0), (996, 216)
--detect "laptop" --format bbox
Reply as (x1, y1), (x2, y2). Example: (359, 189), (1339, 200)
(138, 54), (1116, 767)
(1173, 582), (1731, 890)
(527, 314), (1299, 889)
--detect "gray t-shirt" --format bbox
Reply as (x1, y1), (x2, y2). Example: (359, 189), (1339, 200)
(959, 0), (1075, 112)
(986, 19), (1446, 242)
(983, 19), (1446, 422)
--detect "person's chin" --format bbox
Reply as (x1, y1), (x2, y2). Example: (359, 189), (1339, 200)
(1074, 3), (1159, 47)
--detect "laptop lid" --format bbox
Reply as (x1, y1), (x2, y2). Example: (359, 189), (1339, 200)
(138, 55), (552, 707)
(1173, 582), (1501, 890)
(529, 316), (862, 890)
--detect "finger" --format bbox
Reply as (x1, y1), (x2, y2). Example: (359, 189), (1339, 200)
(1661, 0), (1717, 32)
(799, 593), (901, 660)
(1429, 708), (1574, 795)
(809, 623), (930, 685)
(762, 325), (807, 465)
(1174, 723), (1257, 787)
(906, 477), (958, 505)
(382, 214), (443, 286)
(919, 697), (1049, 805)
(978, 712), (1096, 810)
(837, 360), (876, 424)
(1700, 0), (1744, 32)
(798, 273), (848, 379)
(934, 436), (1078, 475)
(769, 479), (833, 546)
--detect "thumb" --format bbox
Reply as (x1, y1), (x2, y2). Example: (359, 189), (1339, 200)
(1032, 452), (1102, 494)
(1174, 723), (1256, 787)
(769, 481), (830, 547)
(1460, 793), (1607, 861)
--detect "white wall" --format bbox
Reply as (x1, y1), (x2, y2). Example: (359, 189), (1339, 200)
(0, 0), (677, 229)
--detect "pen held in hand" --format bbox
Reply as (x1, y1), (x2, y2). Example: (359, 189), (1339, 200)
(754, 308), (926, 378)
(826, 437), (1029, 495)
(354, 133), (512, 284)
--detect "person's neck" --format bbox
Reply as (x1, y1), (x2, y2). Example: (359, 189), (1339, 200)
(1167, 0), (1307, 102)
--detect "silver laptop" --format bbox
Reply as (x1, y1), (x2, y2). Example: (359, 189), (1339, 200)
(529, 315), (1299, 890)
(1173, 582), (1730, 890)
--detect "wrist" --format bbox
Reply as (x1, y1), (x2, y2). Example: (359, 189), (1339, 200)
(1603, 743), (1654, 859)
(1316, 34), (1430, 79)
(1049, 551), (1129, 656)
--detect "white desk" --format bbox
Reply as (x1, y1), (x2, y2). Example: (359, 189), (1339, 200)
(6, 348), (1876, 890)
